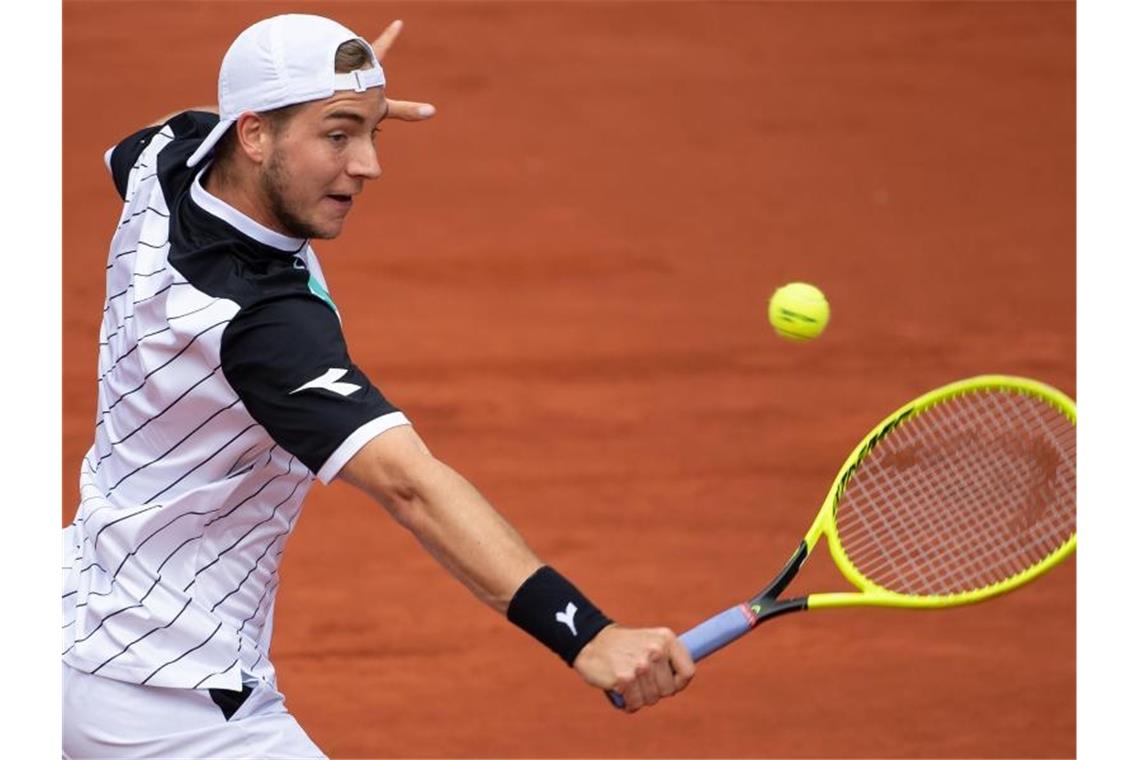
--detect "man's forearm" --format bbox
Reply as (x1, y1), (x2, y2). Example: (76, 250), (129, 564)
(389, 457), (543, 612)
(339, 430), (541, 612)
(338, 426), (694, 709)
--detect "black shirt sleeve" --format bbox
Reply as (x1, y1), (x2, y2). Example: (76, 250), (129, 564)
(219, 295), (404, 479)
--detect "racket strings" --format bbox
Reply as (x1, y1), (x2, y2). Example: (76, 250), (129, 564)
(842, 431), (1067, 594)
(865, 408), (1061, 587)
(834, 389), (1075, 597)
(854, 397), (1075, 594)
(849, 401), (1075, 594)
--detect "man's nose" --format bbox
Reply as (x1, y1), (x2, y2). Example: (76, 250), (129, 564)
(349, 140), (382, 180)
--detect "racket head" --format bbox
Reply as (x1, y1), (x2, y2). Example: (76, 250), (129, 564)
(808, 376), (1076, 610)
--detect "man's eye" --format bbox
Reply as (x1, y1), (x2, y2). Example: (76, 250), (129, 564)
(328, 133), (348, 145)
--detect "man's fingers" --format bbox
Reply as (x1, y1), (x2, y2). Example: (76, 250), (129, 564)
(368, 23), (435, 124)
(578, 625), (694, 712)
(668, 635), (696, 691)
(621, 678), (645, 713)
(370, 19), (404, 61)
(636, 666), (661, 707)
(650, 656), (676, 698)
(386, 99), (437, 121)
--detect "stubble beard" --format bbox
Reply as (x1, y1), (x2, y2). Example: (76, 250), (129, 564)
(261, 150), (331, 240)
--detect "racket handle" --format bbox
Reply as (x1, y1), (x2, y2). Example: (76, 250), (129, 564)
(678, 604), (755, 661)
(605, 605), (754, 709)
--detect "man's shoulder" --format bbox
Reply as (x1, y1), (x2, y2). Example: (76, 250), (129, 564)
(154, 112), (220, 194)
(108, 111), (219, 201)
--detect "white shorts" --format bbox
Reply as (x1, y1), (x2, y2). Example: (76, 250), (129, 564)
(62, 663), (325, 759)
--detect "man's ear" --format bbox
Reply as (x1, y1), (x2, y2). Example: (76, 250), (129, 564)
(234, 113), (271, 165)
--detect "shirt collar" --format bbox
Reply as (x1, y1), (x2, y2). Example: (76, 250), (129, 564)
(190, 168), (308, 253)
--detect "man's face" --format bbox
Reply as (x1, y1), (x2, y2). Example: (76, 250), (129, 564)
(259, 87), (387, 239)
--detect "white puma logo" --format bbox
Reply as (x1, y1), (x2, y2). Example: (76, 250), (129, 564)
(289, 368), (361, 397)
(555, 602), (578, 636)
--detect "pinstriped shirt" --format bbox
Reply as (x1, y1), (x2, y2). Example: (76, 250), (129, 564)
(62, 112), (408, 691)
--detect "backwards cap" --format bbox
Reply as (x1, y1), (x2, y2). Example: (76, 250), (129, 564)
(186, 14), (386, 168)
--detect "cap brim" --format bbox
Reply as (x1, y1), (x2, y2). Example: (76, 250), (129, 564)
(186, 118), (236, 168)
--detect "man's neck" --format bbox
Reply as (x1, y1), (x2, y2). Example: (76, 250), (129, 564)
(201, 165), (289, 238)
(193, 167), (307, 250)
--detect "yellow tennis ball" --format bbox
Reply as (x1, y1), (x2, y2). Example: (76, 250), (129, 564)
(768, 282), (830, 341)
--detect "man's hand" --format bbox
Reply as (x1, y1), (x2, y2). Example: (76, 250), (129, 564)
(573, 624), (695, 713)
(370, 20), (437, 121)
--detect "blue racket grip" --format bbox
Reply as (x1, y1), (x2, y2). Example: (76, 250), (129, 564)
(678, 604), (755, 661)
(605, 605), (754, 709)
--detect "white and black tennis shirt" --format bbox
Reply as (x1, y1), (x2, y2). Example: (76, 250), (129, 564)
(62, 111), (409, 691)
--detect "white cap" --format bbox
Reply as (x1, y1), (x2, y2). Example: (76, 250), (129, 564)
(186, 14), (386, 168)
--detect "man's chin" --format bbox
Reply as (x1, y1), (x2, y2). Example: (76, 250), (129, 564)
(283, 216), (344, 240)
(269, 204), (345, 240)
(308, 221), (345, 240)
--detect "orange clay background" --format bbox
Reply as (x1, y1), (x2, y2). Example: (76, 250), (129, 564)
(62, 2), (1075, 757)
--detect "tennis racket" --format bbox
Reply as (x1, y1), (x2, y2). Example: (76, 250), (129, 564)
(608, 375), (1076, 709)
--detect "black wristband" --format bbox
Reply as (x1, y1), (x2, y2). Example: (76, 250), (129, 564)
(507, 566), (613, 666)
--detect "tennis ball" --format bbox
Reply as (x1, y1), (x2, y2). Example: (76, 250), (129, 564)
(767, 282), (830, 341)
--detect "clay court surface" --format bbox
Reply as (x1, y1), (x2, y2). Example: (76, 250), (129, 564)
(63, 1), (1075, 757)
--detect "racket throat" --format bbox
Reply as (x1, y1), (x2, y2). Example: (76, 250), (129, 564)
(753, 540), (810, 602)
(744, 540), (810, 625)
(746, 596), (809, 625)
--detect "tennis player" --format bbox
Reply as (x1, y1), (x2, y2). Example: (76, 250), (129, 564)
(62, 14), (694, 758)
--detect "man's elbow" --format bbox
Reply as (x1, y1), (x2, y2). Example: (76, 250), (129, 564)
(374, 476), (429, 530)
(337, 425), (441, 524)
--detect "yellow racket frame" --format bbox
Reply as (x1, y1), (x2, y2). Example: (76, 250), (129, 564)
(800, 375), (1076, 611)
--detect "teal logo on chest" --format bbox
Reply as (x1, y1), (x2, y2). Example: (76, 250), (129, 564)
(308, 275), (337, 312)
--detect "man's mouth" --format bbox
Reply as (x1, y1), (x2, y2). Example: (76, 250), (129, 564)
(327, 193), (353, 208)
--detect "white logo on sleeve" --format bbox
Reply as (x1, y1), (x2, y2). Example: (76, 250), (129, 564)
(555, 602), (578, 636)
(289, 368), (361, 397)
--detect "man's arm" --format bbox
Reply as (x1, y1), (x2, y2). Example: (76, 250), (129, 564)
(338, 424), (695, 712)
(339, 424), (540, 610)
(147, 106), (217, 127)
